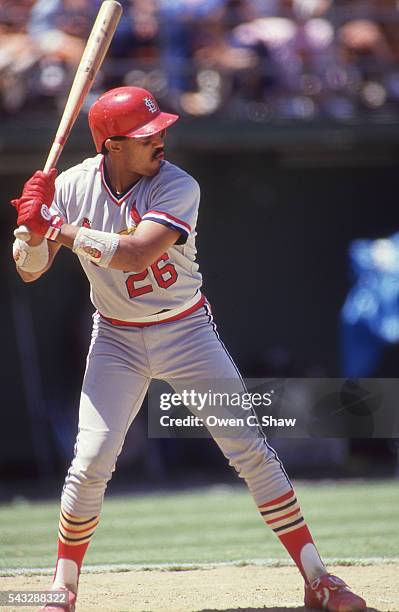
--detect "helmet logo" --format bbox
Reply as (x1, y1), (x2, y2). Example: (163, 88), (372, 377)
(144, 97), (158, 113)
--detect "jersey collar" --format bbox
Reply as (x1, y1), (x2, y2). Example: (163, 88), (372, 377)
(100, 156), (142, 206)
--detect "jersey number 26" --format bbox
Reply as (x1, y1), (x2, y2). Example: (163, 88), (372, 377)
(125, 253), (178, 298)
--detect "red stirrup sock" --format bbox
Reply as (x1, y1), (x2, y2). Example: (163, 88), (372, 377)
(53, 508), (100, 591)
(259, 489), (326, 583)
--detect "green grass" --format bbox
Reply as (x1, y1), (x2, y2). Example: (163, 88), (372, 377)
(0, 481), (398, 573)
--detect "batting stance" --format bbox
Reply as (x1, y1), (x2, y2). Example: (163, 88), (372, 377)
(12, 87), (366, 612)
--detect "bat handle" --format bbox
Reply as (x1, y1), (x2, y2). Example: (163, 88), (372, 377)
(44, 142), (63, 174)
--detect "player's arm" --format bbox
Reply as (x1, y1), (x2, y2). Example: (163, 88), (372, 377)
(13, 168), (183, 272)
(55, 219), (180, 272)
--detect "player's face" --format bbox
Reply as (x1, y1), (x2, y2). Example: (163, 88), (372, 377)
(122, 130), (166, 176)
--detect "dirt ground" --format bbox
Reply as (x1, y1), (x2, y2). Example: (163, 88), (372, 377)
(1, 564), (398, 612)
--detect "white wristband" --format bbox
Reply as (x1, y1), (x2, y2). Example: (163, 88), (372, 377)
(13, 237), (49, 272)
(72, 227), (119, 268)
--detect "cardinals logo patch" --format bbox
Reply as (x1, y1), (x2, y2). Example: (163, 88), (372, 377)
(118, 202), (142, 236)
(130, 204), (141, 225)
(82, 217), (91, 228)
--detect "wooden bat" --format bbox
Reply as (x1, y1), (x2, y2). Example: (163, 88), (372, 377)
(15, 0), (123, 242)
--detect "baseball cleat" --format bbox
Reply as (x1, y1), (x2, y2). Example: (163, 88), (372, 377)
(39, 587), (76, 612)
(304, 573), (367, 611)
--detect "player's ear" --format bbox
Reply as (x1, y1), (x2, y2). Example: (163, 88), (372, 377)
(104, 138), (124, 155)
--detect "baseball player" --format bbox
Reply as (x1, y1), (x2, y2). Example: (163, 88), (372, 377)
(12, 86), (366, 612)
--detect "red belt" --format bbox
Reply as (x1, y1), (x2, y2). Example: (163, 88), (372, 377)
(99, 294), (206, 328)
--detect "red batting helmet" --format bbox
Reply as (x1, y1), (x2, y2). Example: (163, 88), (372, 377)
(88, 86), (179, 153)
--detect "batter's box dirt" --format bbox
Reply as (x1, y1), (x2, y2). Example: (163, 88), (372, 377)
(1, 564), (398, 611)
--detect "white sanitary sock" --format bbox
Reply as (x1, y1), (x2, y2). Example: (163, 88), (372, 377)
(53, 559), (79, 591)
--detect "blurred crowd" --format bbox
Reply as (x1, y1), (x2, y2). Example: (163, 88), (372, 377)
(1, 0), (399, 120)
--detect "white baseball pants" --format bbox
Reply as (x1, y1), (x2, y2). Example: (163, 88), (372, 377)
(61, 304), (292, 516)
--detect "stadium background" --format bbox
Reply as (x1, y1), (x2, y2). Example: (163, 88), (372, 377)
(1, 0), (398, 499)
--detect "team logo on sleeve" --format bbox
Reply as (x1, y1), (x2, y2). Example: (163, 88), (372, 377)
(130, 204), (141, 225)
(118, 202), (142, 236)
(119, 226), (137, 236)
(82, 217), (91, 228)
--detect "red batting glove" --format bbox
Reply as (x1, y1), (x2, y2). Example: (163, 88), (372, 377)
(16, 198), (64, 240)
(11, 168), (57, 212)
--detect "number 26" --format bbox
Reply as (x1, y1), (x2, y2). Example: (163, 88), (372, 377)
(126, 253), (178, 299)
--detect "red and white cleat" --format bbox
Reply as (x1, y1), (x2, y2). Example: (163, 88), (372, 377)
(304, 573), (367, 612)
(39, 587), (76, 612)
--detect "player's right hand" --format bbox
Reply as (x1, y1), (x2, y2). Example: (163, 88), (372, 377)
(11, 168), (57, 212)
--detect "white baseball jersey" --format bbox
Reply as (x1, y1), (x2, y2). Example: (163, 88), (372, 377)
(51, 155), (203, 323)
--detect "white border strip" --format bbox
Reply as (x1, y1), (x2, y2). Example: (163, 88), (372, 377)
(2, 558), (398, 577)
(143, 211), (190, 233)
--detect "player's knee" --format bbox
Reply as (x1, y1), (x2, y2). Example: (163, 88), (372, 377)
(225, 438), (274, 479)
(67, 439), (119, 485)
(68, 461), (110, 485)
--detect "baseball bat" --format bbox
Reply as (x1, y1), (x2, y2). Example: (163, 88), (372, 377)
(15, 0), (123, 242)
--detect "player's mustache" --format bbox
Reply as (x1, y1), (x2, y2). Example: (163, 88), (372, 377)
(152, 147), (164, 160)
